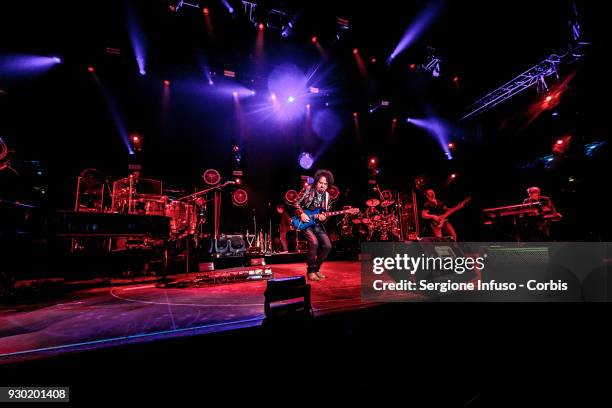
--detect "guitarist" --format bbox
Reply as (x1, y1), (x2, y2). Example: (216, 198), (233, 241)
(421, 188), (458, 241)
(292, 169), (334, 281)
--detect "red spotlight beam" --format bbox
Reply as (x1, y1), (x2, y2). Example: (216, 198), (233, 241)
(353, 112), (362, 144)
(254, 24), (265, 70)
(312, 37), (329, 61)
(203, 8), (214, 39)
(353, 49), (368, 78)
(353, 48), (368, 79)
(390, 118), (398, 139)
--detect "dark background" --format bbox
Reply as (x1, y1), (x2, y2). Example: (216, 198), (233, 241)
(1, 0), (609, 239)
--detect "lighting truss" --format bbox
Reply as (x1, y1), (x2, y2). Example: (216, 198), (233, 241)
(169, 0), (200, 13)
(460, 43), (588, 121)
(422, 56), (441, 77)
(242, 1), (291, 31)
(242, 1), (257, 22)
(181, 1), (201, 8)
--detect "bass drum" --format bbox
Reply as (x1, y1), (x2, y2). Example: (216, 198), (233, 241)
(351, 223), (370, 241)
(165, 201), (197, 236)
(144, 199), (166, 216)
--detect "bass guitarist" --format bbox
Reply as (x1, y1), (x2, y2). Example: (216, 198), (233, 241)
(292, 169), (335, 281)
(421, 188), (469, 242)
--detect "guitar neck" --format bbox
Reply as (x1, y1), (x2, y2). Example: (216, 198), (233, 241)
(444, 200), (469, 218)
(322, 209), (353, 217)
(445, 206), (461, 217)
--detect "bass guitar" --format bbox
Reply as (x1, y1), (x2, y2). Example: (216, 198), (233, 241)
(431, 196), (472, 230)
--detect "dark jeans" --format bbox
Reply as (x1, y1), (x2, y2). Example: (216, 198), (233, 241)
(303, 224), (332, 273)
(279, 227), (289, 251)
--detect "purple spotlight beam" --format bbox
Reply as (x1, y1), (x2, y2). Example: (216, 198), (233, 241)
(125, 1), (146, 76)
(407, 117), (452, 160)
(92, 76), (134, 155)
(0, 54), (61, 77)
(220, 0), (234, 14)
(387, 0), (444, 64)
(266, 64), (310, 122)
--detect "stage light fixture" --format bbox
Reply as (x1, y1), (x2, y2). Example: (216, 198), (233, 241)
(232, 189), (248, 207)
(264, 276), (313, 323)
(202, 169), (221, 186)
(298, 152), (314, 170)
(284, 189), (298, 204)
(327, 185), (340, 201)
(281, 21), (294, 38)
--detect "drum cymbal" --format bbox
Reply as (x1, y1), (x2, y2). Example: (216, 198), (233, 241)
(380, 200), (395, 207)
(365, 198), (380, 207)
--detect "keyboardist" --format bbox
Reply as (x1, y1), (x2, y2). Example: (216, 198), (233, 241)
(522, 186), (560, 240)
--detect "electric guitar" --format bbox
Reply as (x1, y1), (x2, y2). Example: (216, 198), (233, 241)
(431, 196), (472, 229)
(291, 207), (360, 231)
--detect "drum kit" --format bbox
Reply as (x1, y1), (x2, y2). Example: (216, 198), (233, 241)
(340, 190), (401, 241)
(114, 169), (237, 242)
(134, 196), (197, 238)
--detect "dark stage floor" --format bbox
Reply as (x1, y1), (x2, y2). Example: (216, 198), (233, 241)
(0, 260), (377, 364)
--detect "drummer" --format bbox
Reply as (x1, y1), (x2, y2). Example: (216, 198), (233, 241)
(364, 198), (380, 219)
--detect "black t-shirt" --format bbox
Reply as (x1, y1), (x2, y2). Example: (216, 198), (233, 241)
(423, 200), (447, 217)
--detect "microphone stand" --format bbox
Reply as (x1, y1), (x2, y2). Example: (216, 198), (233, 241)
(176, 181), (235, 272)
(177, 180), (236, 202)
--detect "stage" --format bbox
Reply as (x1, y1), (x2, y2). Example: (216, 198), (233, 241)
(0, 260), (379, 364)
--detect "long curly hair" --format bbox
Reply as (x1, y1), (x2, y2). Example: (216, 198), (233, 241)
(314, 169), (334, 187)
